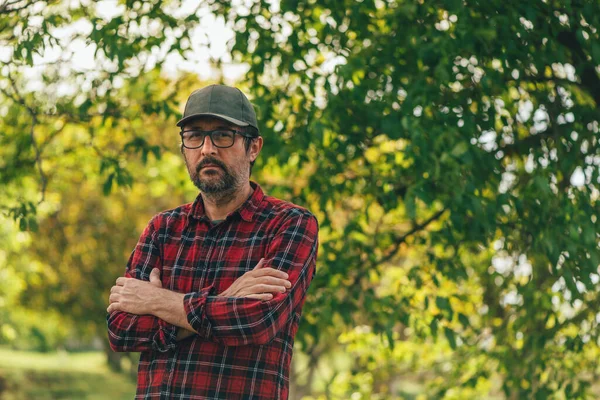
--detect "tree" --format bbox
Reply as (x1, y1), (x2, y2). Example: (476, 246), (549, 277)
(215, 1), (600, 397)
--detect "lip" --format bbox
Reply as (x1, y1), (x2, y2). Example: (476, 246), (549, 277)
(201, 165), (220, 169)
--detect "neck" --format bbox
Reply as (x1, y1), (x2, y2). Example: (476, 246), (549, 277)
(202, 182), (253, 221)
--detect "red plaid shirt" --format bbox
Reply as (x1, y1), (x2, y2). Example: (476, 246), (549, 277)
(107, 182), (318, 399)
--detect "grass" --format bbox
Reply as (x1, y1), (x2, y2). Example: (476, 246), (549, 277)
(0, 347), (136, 400)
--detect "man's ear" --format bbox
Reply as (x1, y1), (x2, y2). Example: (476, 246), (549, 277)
(250, 136), (263, 162)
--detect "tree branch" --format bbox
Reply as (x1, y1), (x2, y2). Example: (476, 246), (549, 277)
(2, 73), (48, 202)
(379, 206), (448, 264)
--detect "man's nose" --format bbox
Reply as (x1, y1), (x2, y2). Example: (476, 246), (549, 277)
(201, 134), (218, 156)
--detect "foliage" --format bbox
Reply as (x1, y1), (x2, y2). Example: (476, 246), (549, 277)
(1, 0), (599, 398)
(214, 1), (600, 398)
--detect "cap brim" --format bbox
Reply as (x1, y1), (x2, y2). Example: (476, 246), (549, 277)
(176, 113), (250, 128)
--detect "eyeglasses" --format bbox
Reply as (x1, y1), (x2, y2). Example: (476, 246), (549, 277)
(179, 129), (252, 149)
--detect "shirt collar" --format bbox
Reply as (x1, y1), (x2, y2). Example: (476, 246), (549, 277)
(189, 181), (264, 223)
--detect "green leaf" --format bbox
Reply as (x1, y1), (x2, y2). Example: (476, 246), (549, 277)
(444, 327), (457, 349)
(458, 313), (470, 328)
(451, 142), (469, 158)
(103, 173), (115, 195)
(430, 318), (438, 338)
(386, 328), (395, 351)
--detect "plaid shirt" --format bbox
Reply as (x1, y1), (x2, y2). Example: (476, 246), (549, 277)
(107, 182), (318, 399)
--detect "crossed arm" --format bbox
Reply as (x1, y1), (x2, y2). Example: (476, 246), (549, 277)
(107, 259), (291, 344)
(106, 211), (318, 352)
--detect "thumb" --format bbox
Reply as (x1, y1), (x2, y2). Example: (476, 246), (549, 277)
(252, 258), (266, 270)
(149, 268), (162, 287)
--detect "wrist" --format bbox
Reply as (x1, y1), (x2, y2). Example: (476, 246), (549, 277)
(152, 289), (196, 332)
(149, 287), (177, 316)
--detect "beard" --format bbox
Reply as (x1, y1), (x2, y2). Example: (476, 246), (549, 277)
(188, 156), (243, 196)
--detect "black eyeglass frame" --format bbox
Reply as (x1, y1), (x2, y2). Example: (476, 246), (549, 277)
(179, 129), (255, 149)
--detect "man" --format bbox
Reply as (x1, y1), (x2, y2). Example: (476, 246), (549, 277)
(106, 84), (319, 400)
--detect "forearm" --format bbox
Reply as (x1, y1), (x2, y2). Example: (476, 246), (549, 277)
(153, 286), (264, 343)
(151, 288), (198, 333)
(150, 289), (198, 342)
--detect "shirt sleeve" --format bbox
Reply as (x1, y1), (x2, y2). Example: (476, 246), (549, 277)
(106, 216), (178, 353)
(183, 210), (318, 346)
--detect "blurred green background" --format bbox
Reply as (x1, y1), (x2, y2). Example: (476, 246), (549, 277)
(1, 0), (599, 399)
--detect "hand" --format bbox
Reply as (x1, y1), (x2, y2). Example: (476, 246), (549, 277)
(218, 258), (291, 301)
(107, 268), (163, 314)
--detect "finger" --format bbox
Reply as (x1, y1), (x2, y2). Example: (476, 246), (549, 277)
(149, 268), (162, 286)
(252, 267), (289, 280)
(256, 276), (291, 288)
(109, 293), (119, 304)
(244, 293), (273, 301)
(107, 303), (119, 314)
(249, 283), (287, 294)
(252, 258), (266, 270)
(150, 268), (160, 279)
(116, 277), (127, 286)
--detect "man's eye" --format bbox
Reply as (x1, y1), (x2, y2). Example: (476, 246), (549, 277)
(213, 130), (233, 139)
(184, 131), (204, 140)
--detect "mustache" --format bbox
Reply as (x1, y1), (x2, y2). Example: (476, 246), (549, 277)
(196, 158), (227, 173)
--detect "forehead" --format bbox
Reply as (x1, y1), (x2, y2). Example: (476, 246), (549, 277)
(182, 116), (239, 130)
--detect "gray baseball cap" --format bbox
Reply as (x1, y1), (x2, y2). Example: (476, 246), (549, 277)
(176, 84), (259, 134)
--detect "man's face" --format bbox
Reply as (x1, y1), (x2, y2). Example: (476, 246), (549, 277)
(181, 116), (262, 195)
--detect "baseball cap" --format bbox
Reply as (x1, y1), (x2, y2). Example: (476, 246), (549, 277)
(176, 85), (259, 134)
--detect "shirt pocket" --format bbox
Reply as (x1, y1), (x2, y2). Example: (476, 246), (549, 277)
(208, 235), (270, 295)
(164, 228), (211, 294)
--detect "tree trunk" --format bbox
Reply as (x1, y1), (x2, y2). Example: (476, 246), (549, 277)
(104, 341), (123, 372)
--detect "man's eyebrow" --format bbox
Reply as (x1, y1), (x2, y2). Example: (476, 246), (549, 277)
(187, 125), (234, 130)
